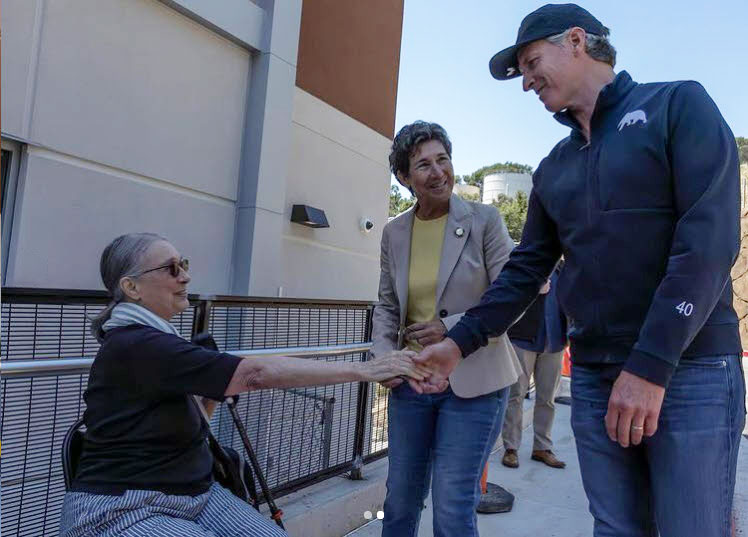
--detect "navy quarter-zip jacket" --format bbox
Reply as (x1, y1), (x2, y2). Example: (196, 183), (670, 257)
(448, 71), (741, 387)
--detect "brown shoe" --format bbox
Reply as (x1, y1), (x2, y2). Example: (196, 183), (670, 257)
(501, 449), (519, 468)
(531, 450), (566, 469)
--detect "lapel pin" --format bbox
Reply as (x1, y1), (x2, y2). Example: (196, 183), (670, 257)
(455, 227), (464, 237)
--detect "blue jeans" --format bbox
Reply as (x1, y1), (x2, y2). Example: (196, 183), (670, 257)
(571, 355), (746, 537)
(382, 384), (508, 537)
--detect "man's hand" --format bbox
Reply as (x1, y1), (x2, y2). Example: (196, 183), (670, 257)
(405, 320), (447, 347)
(412, 338), (462, 394)
(605, 370), (665, 448)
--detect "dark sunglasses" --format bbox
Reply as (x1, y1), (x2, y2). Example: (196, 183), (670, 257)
(135, 258), (189, 278)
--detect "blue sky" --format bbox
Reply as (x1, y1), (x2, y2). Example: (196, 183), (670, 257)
(393, 0), (748, 191)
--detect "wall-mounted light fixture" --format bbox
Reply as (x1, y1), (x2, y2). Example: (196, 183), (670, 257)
(291, 204), (329, 228)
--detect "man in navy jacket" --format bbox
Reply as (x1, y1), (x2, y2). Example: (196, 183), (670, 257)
(416, 4), (745, 536)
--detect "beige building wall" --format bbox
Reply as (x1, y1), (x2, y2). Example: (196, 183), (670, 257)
(277, 0), (404, 300)
(2, 0), (253, 293)
(281, 89), (391, 300)
(2, 0), (404, 301)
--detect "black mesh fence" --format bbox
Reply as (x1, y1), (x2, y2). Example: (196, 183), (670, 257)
(363, 381), (391, 461)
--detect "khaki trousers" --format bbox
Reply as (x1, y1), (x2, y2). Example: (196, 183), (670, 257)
(502, 345), (563, 451)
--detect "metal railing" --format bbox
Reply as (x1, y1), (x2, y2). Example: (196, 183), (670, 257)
(0, 343), (373, 378)
(1, 289), (391, 537)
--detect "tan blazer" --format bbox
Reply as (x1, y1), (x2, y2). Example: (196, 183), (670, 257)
(371, 194), (522, 398)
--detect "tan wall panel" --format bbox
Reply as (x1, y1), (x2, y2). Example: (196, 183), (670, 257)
(28, 0), (250, 201)
(280, 88), (391, 300)
(296, 0), (403, 138)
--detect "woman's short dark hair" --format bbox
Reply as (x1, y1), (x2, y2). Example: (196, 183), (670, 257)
(389, 121), (452, 184)
(90, 232), (166, 342)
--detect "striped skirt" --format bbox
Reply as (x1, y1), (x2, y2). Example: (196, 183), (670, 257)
(59, 482), (287, 536)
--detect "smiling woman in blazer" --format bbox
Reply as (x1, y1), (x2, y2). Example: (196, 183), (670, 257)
(372, 121), (522, 537)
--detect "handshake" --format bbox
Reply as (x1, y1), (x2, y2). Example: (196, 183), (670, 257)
(368, 320), (464, 394)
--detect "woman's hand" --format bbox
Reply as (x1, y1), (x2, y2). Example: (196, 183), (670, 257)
(404, 320), (447, 347)
(379, 377), (404, 389)
(364, 350), (432, 383)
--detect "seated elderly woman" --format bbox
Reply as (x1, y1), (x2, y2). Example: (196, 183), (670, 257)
(59, 233), (428, 537)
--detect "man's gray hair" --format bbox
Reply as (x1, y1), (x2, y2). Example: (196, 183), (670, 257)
(546, 28), (617, 68)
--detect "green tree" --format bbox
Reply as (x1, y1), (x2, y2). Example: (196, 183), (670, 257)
(463, 162), (534, 189)
(736, 136), (748, 165)
(455, 190), (481, 203)
(389, 184), (415, 217)
(492, 191), (529, 242)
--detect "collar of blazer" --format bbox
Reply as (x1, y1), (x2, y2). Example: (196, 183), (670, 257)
(389, 194), (474, 322)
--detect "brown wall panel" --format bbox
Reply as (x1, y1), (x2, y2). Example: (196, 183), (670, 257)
(296, 0), (404, 138)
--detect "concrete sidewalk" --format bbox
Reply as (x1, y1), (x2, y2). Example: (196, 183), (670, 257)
(349, 397), (748, 537)
(347, 401), (590, 536)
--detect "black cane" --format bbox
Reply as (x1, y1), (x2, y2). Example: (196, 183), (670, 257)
(225, 396), (285, 530)
(191, 333), (284, 529)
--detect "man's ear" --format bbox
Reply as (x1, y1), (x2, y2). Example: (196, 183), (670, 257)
(120, 276), (140, 302)
(568, 27), (586, 54)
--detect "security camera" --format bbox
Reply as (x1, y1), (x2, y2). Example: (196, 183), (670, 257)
(360, 218), (375, 233)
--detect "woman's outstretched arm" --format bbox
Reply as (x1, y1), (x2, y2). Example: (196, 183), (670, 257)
(224, 350), (429, 396)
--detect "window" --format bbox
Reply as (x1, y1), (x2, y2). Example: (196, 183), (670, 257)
(2, 140), (22, 284)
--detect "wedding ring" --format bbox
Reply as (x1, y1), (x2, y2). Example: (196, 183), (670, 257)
(631, 425), (644, 431)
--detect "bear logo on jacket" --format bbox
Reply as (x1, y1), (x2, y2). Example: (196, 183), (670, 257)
(617, 110), (647, 131)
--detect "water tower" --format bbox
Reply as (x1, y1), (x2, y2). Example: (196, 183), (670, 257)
(482, 172), (533, 204)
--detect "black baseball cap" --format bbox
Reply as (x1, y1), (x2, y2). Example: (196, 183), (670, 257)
(489, 4), (608, 80)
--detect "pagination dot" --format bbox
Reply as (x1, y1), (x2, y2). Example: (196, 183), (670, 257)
(363, 511), (373, 520)
(376, 511), (384, 520)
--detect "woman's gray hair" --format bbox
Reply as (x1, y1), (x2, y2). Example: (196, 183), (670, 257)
(389, 121), (452, 191)
(546, 28), (616, 68)
(90, 232), (167, 342)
